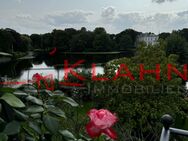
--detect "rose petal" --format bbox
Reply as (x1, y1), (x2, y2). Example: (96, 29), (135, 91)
(32, 73), (43, 82)
(88, 109), (118, 129)
(37, 81), (41, 89)
(96, 109), (117, 128)
(87, 109), (98, 120)
(86, 122), (102, 138)
(103, 128), (117, 139)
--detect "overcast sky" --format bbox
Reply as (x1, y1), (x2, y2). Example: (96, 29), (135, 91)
(0, 0), (188, 34)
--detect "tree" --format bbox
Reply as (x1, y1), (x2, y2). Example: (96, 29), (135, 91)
(0, 29), (14, 53)
(117, 34), (133, 50)
(6, 28), (25, 52)
(42, 33), (53, 51)
(179, 28), (188, 42)
(93, 28), (113, 51)
(20, 35), (32, 51)
(116, 29), (141, 45)
(165, 32), (188, 64)
(159, 32), (170, 40)
(94, 27), (106, 34)
(115, 29), (140, 55)
(0, 29), (32, 53)
(52, 30), (69, 51)
(30, 34), (42, 50)
(69, 30), (94, 52)
(93, 43), (188, 140)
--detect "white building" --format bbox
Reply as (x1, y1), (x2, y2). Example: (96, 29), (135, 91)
(137, 33), (159, 46)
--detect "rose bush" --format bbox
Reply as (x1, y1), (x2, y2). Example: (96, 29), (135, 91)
(32, 73), (55, 91)
(32, 73), (43, 89)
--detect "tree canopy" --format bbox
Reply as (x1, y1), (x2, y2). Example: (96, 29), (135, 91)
(1, 27), (188, 65)
(93, 42), (188, 140)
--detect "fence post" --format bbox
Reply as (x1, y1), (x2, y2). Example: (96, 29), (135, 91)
(160, 114), (173, 141)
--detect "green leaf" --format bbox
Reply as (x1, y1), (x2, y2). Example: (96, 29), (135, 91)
(22, 123), (36, 138)
(53, 90), (64, 96)
(43, 115), (60, 134)
(26, 95), (43, 105)
(3, 121), (21, 135)
(44, 90), (53, 96)
(0, 87), (15, 93)
(0, 93), (25, 108)
(59, 130), (76, 140)
(21, 84), (38, 93)
(29, 122), (41, 135)
(47, 106), (66, 118)
(26, 106), (44, 113)
(0, 133), (8, 141)
(79, 134), (92, 141)
(30, 113), (41, 119)
(98, 135), (106, 141)
(14, 109), (29, 120)
(63, 97), (78, 107)
(13, 90), (28, 96)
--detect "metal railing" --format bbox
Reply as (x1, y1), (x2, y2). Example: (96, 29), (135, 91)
(160, 114), (188, 141)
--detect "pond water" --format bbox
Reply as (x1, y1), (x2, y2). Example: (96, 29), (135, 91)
(19, 61), (104, 82)
(0, 53), (112, 87)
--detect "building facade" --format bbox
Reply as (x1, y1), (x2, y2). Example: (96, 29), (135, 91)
(137, 33), (159, 46)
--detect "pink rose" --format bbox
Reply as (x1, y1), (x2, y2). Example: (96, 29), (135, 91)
(86, 109), (118, 139)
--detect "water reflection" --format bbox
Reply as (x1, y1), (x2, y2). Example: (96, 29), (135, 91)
(0, 59), (32, 79)
(19, 62), (104, 82)
(0, 53), (112, 83)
